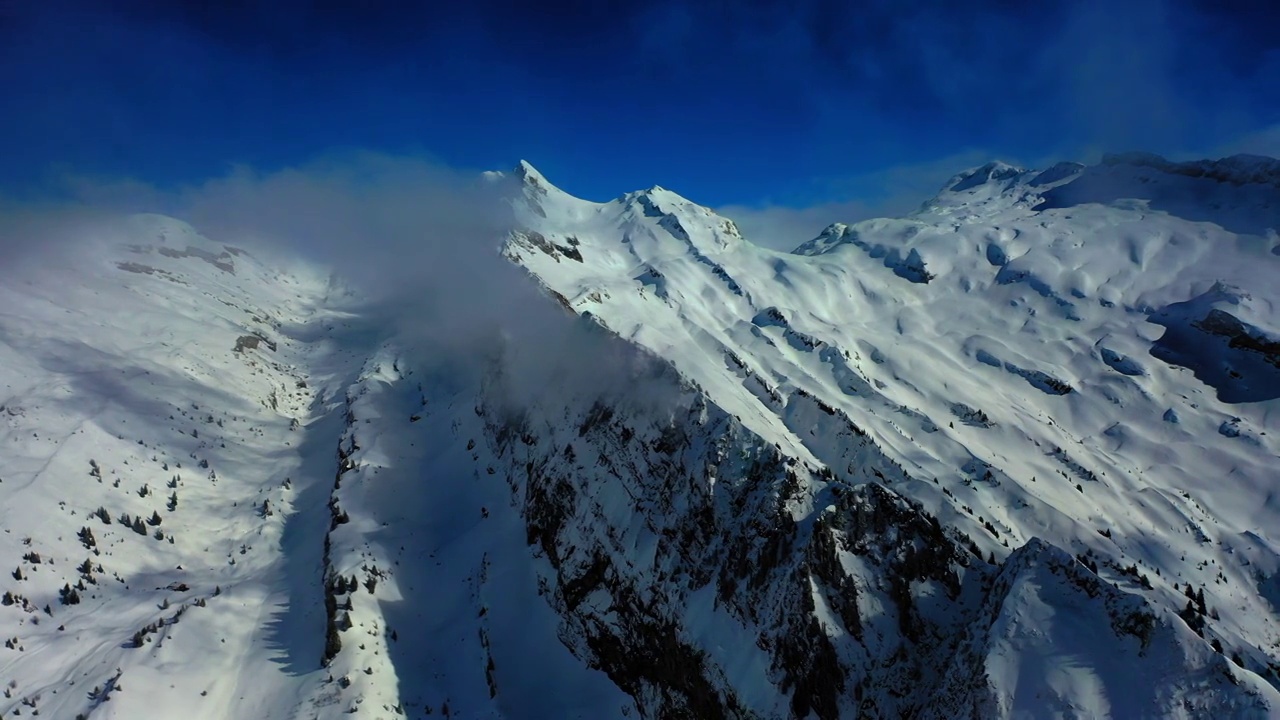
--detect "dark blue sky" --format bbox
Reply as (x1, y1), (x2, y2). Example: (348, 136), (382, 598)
(2, 0), (1278, 208)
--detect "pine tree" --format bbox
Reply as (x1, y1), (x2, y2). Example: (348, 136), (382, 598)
(1178, 600), (1203, 635)
(59, 584), (81, 605)
(323, 624), (342, 665)
(147, 511), (162, 526)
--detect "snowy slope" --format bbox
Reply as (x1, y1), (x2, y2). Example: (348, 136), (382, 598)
(0, 215), (344, 718)
(503, 154), (1280, 716)
(2, 152), (1279, 719)
(0, 214), (640, 719)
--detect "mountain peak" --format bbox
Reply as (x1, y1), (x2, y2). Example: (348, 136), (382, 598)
(944, 161), (1027, 193)
(515, 159), (549, 187)
(509, 160), (582, 223)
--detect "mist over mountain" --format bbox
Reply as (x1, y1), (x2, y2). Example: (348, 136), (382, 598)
(0, 149), (1278, 719)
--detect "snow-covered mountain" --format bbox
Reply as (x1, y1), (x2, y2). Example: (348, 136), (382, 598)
(2, 153), (1279, 719)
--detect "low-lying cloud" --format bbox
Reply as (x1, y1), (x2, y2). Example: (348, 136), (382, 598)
(0, 153), (691, 417)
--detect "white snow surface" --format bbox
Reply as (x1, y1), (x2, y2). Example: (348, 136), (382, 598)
(0, 215), (630, 719)
(1, 153), (1279, 719)
(505, 154), (1280, 716)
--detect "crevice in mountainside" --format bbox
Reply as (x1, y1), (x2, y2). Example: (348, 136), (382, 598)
(1149, 290), (1280, 403)
(508, 229), (584, 264)
(304, 361), (412, 716)
(148, 244), (238, 274)
(922, 539), (1274, 719)
(260, 379), (355, 677)
(792, 224), (934, 282)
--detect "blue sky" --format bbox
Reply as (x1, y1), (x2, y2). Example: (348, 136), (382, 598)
(2, 0), (1278, 214)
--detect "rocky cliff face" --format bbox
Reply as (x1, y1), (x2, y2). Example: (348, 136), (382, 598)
(471, 335), (987, 718)
(479, 155), (1280, 717)
(451, 327), (1277, 718)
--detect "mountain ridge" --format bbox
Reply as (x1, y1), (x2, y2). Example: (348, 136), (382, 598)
(503, 151), (1280, 715)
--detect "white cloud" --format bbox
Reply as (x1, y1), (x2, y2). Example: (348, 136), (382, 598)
(0, 151), (688, 410)
(717, 149), (1011, 251)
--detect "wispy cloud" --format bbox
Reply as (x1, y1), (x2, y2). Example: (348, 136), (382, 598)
(718, 150), (1008, 251)
(0, 152), (689, 411)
